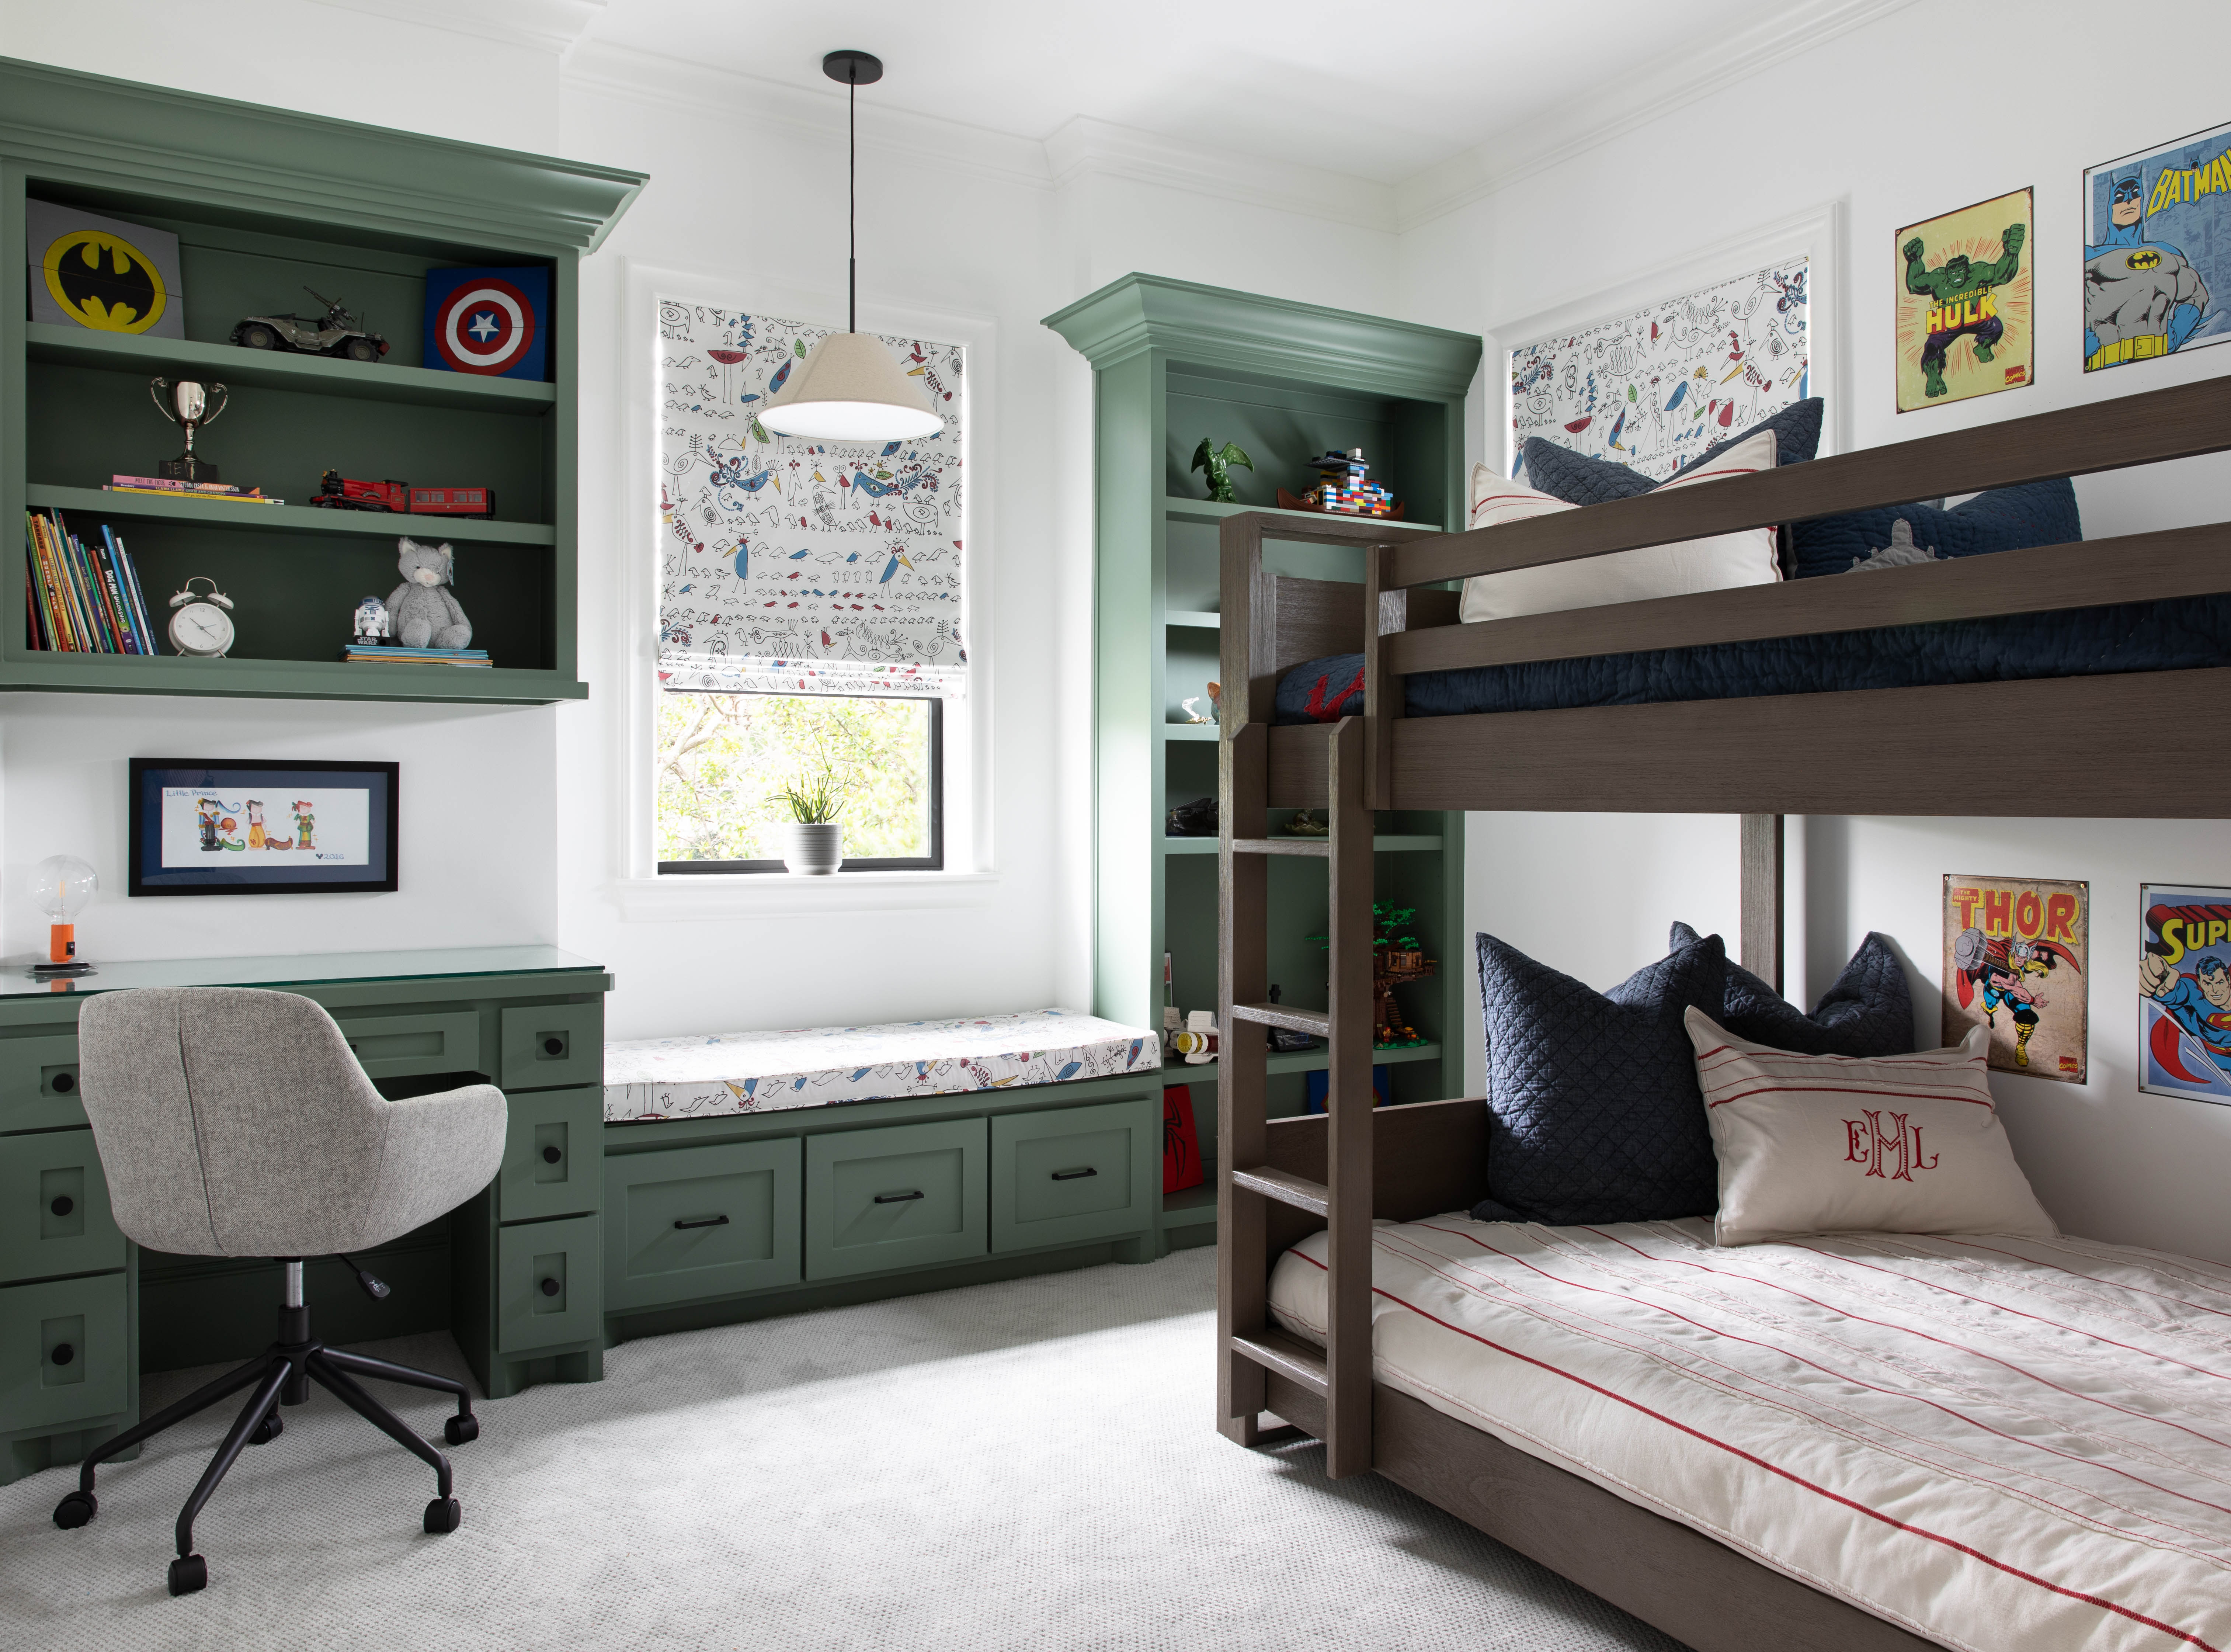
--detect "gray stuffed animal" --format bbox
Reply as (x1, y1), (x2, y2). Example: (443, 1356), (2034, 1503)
(387, 537), (472, 649)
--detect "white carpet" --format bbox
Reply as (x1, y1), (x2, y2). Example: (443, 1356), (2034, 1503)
(0, 1248), (1686, 1651)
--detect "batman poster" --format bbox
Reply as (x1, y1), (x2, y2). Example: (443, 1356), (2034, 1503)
(26, 201), (185, 338)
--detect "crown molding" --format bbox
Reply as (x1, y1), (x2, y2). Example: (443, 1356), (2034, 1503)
(1394, 0), (1922, 231)
(1042, 115), (1394, 233)
(306, 0), (607, 55)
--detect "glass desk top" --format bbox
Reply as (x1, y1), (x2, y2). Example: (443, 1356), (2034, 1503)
(3, 944), (607, 999)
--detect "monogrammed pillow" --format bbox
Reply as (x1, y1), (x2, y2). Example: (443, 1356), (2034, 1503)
(1685, 1008), (2057, 1247)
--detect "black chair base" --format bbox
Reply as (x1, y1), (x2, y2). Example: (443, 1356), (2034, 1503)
(51, 1302), (477, 1595)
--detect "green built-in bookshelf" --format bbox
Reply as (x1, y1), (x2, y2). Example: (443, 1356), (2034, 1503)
(1, 57), (642, 704)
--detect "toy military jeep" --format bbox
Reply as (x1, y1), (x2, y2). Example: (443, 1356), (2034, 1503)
(231, 288), (390, 362)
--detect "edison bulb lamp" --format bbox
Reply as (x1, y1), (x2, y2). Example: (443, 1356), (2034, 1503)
(35, 855), (97, 965)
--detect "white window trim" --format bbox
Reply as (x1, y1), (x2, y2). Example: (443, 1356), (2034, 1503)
(609, 257), (998, 918)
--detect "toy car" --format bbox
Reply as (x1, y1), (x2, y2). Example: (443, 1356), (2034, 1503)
(407, 486), (496, 519)
(312, 471), (407, 511)
(232, 288), (390, 363)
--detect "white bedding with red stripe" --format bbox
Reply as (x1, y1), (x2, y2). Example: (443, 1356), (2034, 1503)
(1268, 1217), (2231, 1652)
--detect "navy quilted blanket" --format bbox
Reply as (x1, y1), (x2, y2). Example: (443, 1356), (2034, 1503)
(1274, 596), (2231, 723)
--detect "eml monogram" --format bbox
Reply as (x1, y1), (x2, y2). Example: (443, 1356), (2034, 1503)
(1843, 1110), (1939, 1181)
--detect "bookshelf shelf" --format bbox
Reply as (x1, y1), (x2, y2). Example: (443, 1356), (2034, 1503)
(27, 486), (557, 546)
(1163, 494), (1444, 532)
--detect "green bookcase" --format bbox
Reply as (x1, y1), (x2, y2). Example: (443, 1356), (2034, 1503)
(1044, 275), (1482, 1242)
(0, 57), (642, 705)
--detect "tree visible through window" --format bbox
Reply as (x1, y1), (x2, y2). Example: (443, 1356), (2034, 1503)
(656, 691), (941, 871)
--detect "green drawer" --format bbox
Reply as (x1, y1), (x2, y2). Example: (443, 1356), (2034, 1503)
(0, 1271), (128, 1433)
(990, 1098), (1157, 1254)
(0, 1128), (125, 1285)
(333, 1011), (480, 1081)
(500, 1003), (603, 1091)
(604, 1138), (802, 1312)
(496, 1214), (601, 1354)
(805, 1118), (986, 1281)
(0, 1033), (85, 1131)
(500, 1087), (603, 1222)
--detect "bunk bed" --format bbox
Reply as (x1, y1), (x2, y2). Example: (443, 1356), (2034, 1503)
(1212, 376), (2231, 1652)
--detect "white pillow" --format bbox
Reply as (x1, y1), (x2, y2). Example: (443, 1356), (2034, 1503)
(1685, 1007), (2058, 1247)
(1460, 430), (1782, 623)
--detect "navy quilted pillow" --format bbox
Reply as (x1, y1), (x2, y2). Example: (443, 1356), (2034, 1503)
(1471, 929), (1726, 1225)
(1790, 478), (2082, 579)
(1669, 921), (1914, 1057)
(1521, 397), (1824, 506)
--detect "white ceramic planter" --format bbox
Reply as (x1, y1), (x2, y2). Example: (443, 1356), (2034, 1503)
(784, 821), (844, 875)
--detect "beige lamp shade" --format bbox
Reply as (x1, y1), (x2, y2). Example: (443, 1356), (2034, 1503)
(758, 331), (942, 441)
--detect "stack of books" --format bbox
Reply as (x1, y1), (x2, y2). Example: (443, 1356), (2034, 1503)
(102, 475), (282, 505)
(23, 509), (159, 654)
(1306, 448), (1397, 517)
(345, 644), (492, 669)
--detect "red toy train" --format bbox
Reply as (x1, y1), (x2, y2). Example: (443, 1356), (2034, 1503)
(311, 470), (496, 518)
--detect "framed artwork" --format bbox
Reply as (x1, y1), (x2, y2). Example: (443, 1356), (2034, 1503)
(126, 759), (399, 896)
(1942, 874), (2088, 1083)
(25, 200), (185, 339)
(423, 266), (549, 381)
(1895, 187), (2033, 412)
(2138, 884), (2231, 1104)
(2083, 122), (2231, 375)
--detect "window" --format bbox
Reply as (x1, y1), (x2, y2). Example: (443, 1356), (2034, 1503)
(656, 690), (942, 873)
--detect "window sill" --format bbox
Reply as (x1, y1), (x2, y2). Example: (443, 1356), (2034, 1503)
(608, 870), (999, 922)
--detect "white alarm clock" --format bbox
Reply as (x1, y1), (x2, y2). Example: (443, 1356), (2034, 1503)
(166, 576), (236, 658)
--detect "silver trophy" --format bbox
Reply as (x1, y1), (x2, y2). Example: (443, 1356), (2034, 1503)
(150, 377), (230, 482)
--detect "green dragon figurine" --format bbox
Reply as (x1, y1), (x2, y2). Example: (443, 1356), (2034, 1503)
(1190, 438), (1253, 503)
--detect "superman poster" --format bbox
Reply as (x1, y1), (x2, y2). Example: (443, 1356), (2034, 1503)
(1942, 874), (2088, 1083)
(1895, 188), (2033, 412)
(25, 201), (184, 339)
(2084, 123), (2230, 375)
(2138, 884), (2231, 1105)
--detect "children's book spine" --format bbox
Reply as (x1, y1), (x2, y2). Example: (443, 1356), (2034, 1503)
(98, 528), (143, 653)
(115, 534), (157, 655)
(69, 523), (119, 650)
(25, 559), (49, 651)
(44, 512), (93, 650)
(24, 514), (66, 649)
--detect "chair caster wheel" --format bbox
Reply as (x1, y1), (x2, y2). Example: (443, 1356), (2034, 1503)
(424, 1496), (462, 1534)
(444, 1414), (478, 1446)
(250, 1411), (284, 1445)
(52, 1490), (97, 1529)
(168, 1554), (208, 1596)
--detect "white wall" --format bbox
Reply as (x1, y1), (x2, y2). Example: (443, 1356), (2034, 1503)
(1425, 0), (2231, 1260)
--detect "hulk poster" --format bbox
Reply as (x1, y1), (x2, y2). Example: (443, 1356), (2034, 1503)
(2084, 123), (2228, 375)
(1895, 188), (2033, 412)
(1942, 874), (2087, 1083)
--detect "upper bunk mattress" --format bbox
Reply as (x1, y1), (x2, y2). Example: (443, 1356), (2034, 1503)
(1275, 594), (2231, 721)
(604, 1009), (1161, 1122)
(1270, 1216), (2231, 1652)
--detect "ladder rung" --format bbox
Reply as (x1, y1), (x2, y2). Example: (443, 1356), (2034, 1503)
(1230, 1000), (1331, 1037)
(1231, 1329), (1329, 1395)
(1230, 1165), (1330, 1216)
(1229, 837), (1331, 858)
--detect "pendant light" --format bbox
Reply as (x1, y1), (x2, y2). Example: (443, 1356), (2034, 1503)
(760, 50), (942, 443)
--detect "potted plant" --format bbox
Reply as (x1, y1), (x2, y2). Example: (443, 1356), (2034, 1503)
(776, 765), (847, 875)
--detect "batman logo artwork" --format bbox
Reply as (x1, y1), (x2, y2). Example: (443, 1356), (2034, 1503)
(42, 228), (167, 332)
(2126, 249), (2165, 271)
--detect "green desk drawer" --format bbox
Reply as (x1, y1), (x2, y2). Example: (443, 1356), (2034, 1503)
(333, 1011), (480, 1081)
(0, 1034), (85, 1131)
(500, 1003), (602, 1091)
(806, 1118), (986, 1281)
(0, 1271), (127, 1432)
(500, 1087), (603, 1222)
(604, 1139), (802, 1311)
(0, 1128), (124, 1285)
(496, 1214), (601, 1354)
(990, 1098), (1157, 1254)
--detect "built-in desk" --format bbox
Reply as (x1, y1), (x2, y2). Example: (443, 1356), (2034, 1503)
(0, 945), (612, 1485)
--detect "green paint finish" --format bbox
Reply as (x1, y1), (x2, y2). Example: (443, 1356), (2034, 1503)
(989, 1098), (1156, 1254)
(602, 1138), (803, 1312)
(0, 1127), (123, 1285)
(331, 1010), (481, 1080)
(0, 1272), (127, 1435)
(805, 1117), (988, 1281)
(497, 1213), (602, 1354)
(0, 1033), (84, 1130)
(500, 1001), (604, 1090)
(500, 1086), (604, 1224)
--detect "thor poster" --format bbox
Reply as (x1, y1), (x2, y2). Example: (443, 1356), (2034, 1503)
(2139, 884), (2231, 1104)
(1942, 874), (2088, 1083)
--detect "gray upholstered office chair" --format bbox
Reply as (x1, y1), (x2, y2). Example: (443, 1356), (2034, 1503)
(53, 986), (507, 1596)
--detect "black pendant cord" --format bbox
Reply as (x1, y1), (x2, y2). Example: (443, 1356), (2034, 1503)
(847, 66), (857, 335)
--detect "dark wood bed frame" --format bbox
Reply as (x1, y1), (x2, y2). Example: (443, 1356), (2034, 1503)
(1212, 376), (2231, 1652)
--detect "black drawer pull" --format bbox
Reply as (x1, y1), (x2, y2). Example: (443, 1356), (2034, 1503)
(873, 1190), (925, 1204)
(50, 1195), (75, 1217)
(1051, 1167), (1098, 1181)
(50, 1073), (76, 1094)
(51, 1343), (74, 1367)
(541, 1145), (563, 1165)
(542, 1037), (566, 1056)
(673, 1214), (730, 1230)
(539, 1277), (560, 1297)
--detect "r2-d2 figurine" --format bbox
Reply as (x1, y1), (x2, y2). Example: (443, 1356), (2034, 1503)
(351, 595), (390, 647)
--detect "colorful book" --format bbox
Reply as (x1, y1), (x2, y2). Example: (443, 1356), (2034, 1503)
(24, 515), (68, 649)
(110, 473), (256, 494)
(97, 528), (144, 653)
(48, 513), (97, 651)
(114, 531), (156, 653)
(68, 523), (119, 650)
(102, 485), (281, 505)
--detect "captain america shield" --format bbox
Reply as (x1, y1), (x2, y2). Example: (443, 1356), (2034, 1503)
(423, 267), (548, 379)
